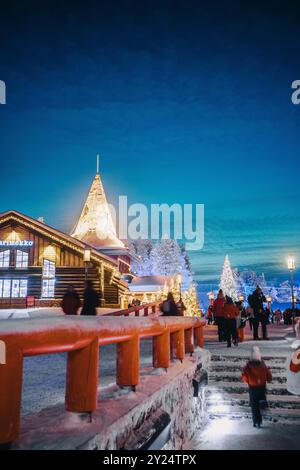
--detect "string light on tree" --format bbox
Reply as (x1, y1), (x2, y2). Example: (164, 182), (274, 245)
(220, 254), (238, 301)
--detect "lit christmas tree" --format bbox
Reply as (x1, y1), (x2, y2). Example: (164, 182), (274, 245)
(182, 283), (201, 316)
(220, 254), (238, 301)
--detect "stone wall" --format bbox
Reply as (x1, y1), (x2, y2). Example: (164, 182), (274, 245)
(78, 349), (211, 450)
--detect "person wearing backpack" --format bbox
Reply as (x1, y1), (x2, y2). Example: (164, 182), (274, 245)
(160, 292), (179, 316)
(222, 296), (239, 347)
(242, 346), (272, 428)
(248, 286), (268, 340)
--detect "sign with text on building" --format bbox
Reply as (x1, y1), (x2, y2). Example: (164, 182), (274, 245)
(0, 240), (34, 247)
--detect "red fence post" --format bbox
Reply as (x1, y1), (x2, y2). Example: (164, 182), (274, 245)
(170, 329), (185, 361)
(153, 330), (170, 369)
(184, 328), (194, 354)
(194, 326), (204, 348)
(116, 335), (139, 388)
(66, 337), (99, 412)
(151, 304), (156, 314)
(144, 306), (149, 316)
(0, 346), (23, 445)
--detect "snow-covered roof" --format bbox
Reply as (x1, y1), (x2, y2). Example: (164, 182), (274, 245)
(128, 275), (175, 293)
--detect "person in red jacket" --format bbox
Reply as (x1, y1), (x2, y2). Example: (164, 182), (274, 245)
(242, 346), (272, 428)
(222, 296), (239, 347)
(213, 289), (226, 342)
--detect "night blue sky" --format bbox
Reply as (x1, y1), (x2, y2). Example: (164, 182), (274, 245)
(0, 0), (299, 283)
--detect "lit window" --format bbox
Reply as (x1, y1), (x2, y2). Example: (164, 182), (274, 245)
(2, 279), (11, 297)
(16, 250), (29, 268)
(0, 279), (28, 298)
(42, 259), (56, 298)
(42, 279), (55, 298)
(0, 250), (10, 267)
(19, 279), (28, 297)
(43, 259), (56, 278)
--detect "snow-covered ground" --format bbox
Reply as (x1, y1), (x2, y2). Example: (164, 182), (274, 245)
(0, 307), (120, 320)
(21, 340), (154, 416)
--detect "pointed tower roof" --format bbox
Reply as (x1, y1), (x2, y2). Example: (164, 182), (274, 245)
(71, 159), (124, 249)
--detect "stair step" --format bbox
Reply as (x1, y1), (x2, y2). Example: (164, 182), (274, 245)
(208, 406), (300, 421)
(206, 394), (300, 410)
(209, 374), (286, 384)
(206, 382), (290, 395)
(211, 355), (287, 364)
(211, 364), (286, 373)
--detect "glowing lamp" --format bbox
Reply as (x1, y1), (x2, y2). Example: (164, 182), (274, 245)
(287, 257), (295, 271)
(84, 249), (91, 262)
(266, 295), (272, 303)
(239, 295), (245, 302)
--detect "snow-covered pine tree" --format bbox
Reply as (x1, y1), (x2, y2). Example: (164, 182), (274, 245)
(220, 254), (238, 301)
(180, 244), (194, 286)
(232, 268), (245, 297)
(128, 239), (153, 275)
(150, 238), (182, 276)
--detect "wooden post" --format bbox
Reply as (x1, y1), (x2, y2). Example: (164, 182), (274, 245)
(194, 326), (204, 348)
(170, 329), (185, 361)
(0, 346), (23, 445)
(238, 327), (244, 343)
(116, 336), (139, 388)
(144, 306), (149, 316)
(153, 331), (170, 369)
(66, 337), (99, 412)
(184, 328), (194, 355)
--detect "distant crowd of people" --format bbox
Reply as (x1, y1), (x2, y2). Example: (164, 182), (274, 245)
(205, 285), (300, 346)
(206, 286), (271, 346)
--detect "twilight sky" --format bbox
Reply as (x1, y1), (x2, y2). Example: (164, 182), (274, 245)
(0, 0), (299, 284)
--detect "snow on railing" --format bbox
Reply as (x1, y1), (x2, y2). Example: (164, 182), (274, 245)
(103, 301), (161, 317)
(0, 314), (205, 446)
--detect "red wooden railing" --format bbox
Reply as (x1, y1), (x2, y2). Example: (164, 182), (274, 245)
(0, 314), (205, 445)
(103, 301), (161, 317)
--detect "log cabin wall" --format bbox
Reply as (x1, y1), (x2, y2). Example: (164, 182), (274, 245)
(0, 217), (122, 308)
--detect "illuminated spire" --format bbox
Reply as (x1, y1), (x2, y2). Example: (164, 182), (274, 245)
(71, 158), (124, 249)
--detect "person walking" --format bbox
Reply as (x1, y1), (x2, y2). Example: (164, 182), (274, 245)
(81, 280), (99, 316)
(287, 340), (300, 396)
(246, 306), (255, 331)
(222, 296), (239, 347)
(242, 346), (272, 428)
(160, 292), (179, 316)
(248, 286), (268, 340)
(61, 285), (80, 315)
(213, 289), (226, 342)
(274, 308), (282, 325)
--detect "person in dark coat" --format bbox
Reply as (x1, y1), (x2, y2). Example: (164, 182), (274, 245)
(160, 292), (179, 316)
(81, 280), (99, 316)
(61, 285), (80, 315)
(222, 296), (239, 348)
(242, 346), (272, 428)
(248, 286), (268, 340)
